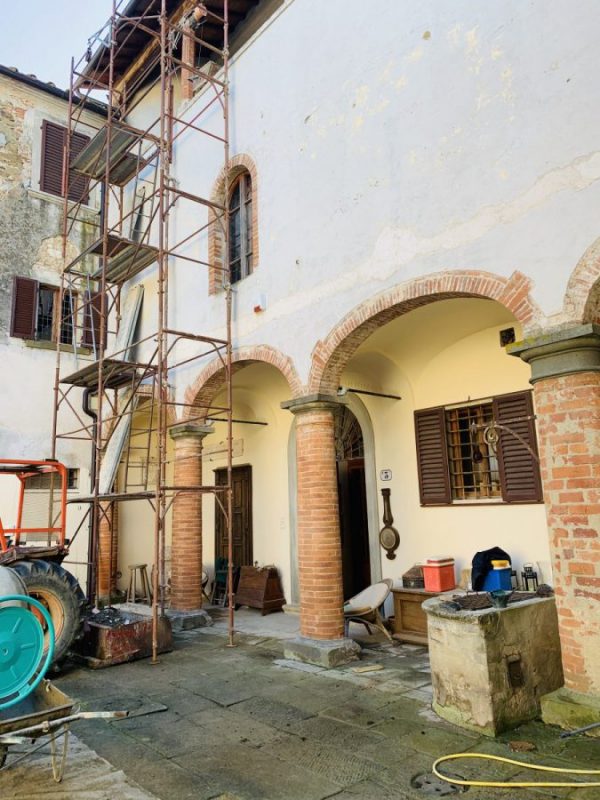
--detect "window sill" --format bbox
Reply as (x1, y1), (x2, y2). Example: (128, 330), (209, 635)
(421, 500), (544, 507)
(23, 339), (93, 356)
(27, 188), (100, 216)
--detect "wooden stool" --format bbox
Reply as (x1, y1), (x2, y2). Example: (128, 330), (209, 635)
(127, 563), (152, 604)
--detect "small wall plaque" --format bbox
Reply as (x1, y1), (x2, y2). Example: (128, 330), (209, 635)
(380, 469), (392, 481)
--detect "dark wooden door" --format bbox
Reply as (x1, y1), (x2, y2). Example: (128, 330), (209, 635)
(215, 465), (253, 566)
(337, 457), (371, 600)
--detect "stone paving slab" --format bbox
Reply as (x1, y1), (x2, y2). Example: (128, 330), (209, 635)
(174, 739), (340, 800)
(232, 694), (315, 730)
(0, 731), (158, 800)
(172, 673), (258, 707)
(145, 688), (218, 717)
(53, 626), (600, 800)
(262, 732), (382, 787)
(258, 679), (357, 715)
(186, 705), (283, 747)
(321, 778), (413, 800)
(285, 714), (386, 750)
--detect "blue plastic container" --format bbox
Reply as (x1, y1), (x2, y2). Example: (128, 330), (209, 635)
(482, 567), (512, 591)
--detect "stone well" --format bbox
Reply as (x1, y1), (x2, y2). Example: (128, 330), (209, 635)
(423, 595), (563, 737)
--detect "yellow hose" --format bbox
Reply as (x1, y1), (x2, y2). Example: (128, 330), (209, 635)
(432, 752), (600, 789)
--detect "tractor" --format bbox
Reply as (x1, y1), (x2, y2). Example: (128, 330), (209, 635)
(0, 459), (86, 665)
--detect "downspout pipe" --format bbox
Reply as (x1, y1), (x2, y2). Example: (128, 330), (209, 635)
(82, 388), (97, 605)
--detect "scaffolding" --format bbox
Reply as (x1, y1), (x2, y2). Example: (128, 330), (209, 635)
(51, 0), (237, 660)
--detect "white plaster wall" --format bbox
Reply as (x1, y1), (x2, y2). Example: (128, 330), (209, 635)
(122, 0), (600, 396)
(70, 0), (599, 598)
(0, 79), (103, 590)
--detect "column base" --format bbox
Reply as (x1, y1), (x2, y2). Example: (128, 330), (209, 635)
(168, 608), (214, 632)
(284, 636), (361, 668)
(541, 687), (600, 737)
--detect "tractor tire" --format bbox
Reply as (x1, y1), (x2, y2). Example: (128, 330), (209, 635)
(10, 560), (86, 666)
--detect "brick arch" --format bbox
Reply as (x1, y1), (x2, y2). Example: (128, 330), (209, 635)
(308, 270), (540, 395)
(562, 236), (600, 324)
(208, 153), (259, 295)
(183, 345), (302, 420)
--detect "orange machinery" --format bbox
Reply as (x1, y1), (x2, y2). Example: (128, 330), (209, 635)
(0, 459), (68, 565)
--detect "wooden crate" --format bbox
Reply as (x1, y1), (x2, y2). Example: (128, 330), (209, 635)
(391, 588), (439, 646)
(234, 566), (286, 615)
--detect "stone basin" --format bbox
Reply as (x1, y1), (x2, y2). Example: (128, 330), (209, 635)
(423, 594), (564, 737)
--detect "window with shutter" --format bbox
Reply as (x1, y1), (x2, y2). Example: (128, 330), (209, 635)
(494, 391), (543, 503)
(414, 408), (452, 505)
(10, 276), (38, 339)
(40, 121), (90, 204)
(10, 277), (76, 345)
(414, 391), (543, 505)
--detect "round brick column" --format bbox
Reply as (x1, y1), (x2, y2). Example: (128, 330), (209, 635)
(282, 395), (360, 667)
(97, 500), (117, 603)
(169, 423), (213, 612)
(512, 325), (600, 721)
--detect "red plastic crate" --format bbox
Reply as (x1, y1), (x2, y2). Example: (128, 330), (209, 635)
(423, 562), (456, 592)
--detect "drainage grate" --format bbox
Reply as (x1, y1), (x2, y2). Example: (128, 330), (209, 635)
(411, 772), (468, 795)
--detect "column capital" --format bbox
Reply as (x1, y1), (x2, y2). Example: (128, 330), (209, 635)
(281, 393), (343, 416)
(508, 324), (600, 383)
(169, 422), (214, 441)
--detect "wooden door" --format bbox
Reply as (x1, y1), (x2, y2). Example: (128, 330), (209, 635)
(337, 457), (371, 600)
(215, 465), (253, 566)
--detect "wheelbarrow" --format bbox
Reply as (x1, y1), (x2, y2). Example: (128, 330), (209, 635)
(0, 679), (127, 780)
(0, 587), (127, 781)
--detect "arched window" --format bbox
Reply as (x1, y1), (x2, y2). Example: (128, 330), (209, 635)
(229, 170), (253, 284)
(208, 155), (258, 295)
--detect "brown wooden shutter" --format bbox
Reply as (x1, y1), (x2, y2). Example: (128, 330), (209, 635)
(10, 276), (38, 339)
(81, 291), (104, 350)
(40, 121), (90, 203)
(414, 407), (452, 505)
(40, 121), (65, 197)
(68, 131), (90, 204)
(493, 391), (543, 503)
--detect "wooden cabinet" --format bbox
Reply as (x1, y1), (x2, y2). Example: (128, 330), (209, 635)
(392, 588), (439, 646)
(234, 566), (286, 615)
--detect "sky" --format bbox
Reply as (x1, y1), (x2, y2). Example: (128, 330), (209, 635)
(0, 2), (114, 89)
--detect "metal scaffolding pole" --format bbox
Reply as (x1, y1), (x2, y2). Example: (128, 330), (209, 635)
(53, 0), (235, 660)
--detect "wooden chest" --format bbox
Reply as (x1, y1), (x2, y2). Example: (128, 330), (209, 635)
(234, 566), (286, 615)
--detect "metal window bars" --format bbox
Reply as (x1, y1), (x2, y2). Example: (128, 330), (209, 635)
(51, 0), (237, 660)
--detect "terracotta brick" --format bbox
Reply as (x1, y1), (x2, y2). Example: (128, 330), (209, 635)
(97, 501), (117, 601)
(308, 270), (540, 395)
(293, 404), (344, 640)
(534, 371), (600, 694)
(170, 429), (206, 611)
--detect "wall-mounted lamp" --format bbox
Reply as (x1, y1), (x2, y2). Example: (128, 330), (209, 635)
(253, 293), (267, 313)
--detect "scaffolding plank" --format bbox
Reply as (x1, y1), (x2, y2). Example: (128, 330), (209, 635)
(60, 358), (156, 390)
(92, 237), (158, 284)
(64, 233), (157, 277)
(67, 491), (156, 504)
(70, 123), (151, 186)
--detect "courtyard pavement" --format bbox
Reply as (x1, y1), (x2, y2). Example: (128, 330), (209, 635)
(19, 608), (600, 799)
